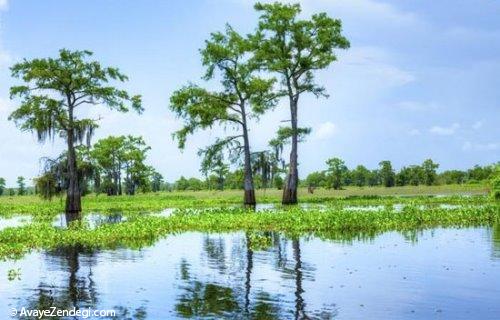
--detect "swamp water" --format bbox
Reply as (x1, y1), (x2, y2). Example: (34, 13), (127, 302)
(1, 225), (500, 319)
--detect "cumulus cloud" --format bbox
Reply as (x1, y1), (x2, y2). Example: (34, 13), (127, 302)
(429, 123), (460, 136)
(313, 121), (336, 140)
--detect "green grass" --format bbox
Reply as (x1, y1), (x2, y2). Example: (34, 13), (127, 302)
(0, 184), (489, 218)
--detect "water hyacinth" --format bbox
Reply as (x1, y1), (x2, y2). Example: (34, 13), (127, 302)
(0, 194), (498, 260)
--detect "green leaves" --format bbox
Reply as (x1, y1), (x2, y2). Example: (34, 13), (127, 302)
(254, 2), (350, 94)
(169, 25), (278, 153)
(91, 135), (152, 195)
(326, 157), (348, 190)
(9, 49), (143, 144)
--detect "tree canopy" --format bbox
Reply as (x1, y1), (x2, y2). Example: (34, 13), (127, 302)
(9, 49), (143, 145)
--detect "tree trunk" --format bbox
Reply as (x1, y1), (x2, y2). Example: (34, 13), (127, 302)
(282, 98), (299, 205)
(118, 164), (122, 195)
(242, 105), (256, 206)
(65, 126), (82, 221)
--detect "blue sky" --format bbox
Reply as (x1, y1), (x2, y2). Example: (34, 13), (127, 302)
(0, 0), (499, 186)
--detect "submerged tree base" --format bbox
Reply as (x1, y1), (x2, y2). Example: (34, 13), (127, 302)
(282, 187), (298, 205)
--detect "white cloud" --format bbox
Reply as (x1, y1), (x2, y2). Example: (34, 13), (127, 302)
(472, 121), (483, 130)
(462, 141), (499, 151)
(0, 0), (7, 11)
(429, 123), (460, 136)
(313, 121), (336, 140)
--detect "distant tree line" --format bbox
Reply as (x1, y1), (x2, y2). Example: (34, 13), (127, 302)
(1, 159), (497, 196)
(169, 159), (497, 191)
(304, 158), (498, 190)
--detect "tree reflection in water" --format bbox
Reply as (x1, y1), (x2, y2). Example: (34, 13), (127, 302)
(18, 245), (148, 320)
(18, 246), (97, 319)
(175, 232), (337, 319)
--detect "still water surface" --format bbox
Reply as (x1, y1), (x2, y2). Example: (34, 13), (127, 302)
(1, 225), (499, 319)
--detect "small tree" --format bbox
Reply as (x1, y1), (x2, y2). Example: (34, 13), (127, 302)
(421, 159), (439, 186)
(170, 26), (277, 205)
(378, 161), (395, 187)
(352, 165), (370, 187)
(253, 2), (349, 204)
(199, 145), (230, 191)
(151, 170), (164, 193)
(17, 176), (26, 195)
(9, 49), (142, 219)
(305, 171), (327, 188)
(326, 158), (348, 190)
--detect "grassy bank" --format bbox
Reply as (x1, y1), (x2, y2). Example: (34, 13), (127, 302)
(0, 184), (489, 218)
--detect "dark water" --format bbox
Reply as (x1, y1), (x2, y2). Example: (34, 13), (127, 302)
(1, 226), (500, 319)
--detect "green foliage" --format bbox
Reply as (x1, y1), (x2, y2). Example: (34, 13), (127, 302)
(9, 49), (143, 211)
(251, 151), (280, 189)
(150, 171), (164, 193)
(34, 172), (60, 200)
(0, 177), (6, 196)
(9, 49), (142, 145)
(438, 170), (467, 184)
(16, 176), (26, 196)
(273, 175), (284, 190)
(490, 166), (500, 200)
(305, 171), (327, 188)
(92, 135), (151, 195)
(351, 165), (370, 187)
(248, 232), (273, 251)
(175, 176), (205, 191)
(421, 159), (439, 186)
(169, 25), (277, 151)
(468, 164), (495, 181)
(253, 2), (350, 98)
(325, 158), (348, 190)
(378, 161), (395, 187)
